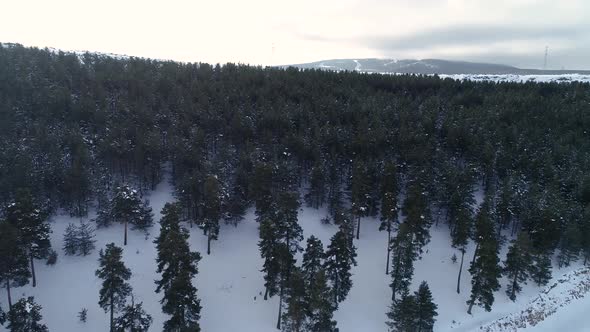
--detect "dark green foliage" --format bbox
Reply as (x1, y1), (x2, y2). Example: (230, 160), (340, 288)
(386, 290), (417, 332)
(6, 297), (48, 332)
(325, 226), (357, 305)
(63, 223), (96, 256)
(114, 301), (152, 332)
(414, 282), (438, 332)
(389, 223), (416, 302)
(0, 222), (31, 310)
(380, 162), (400, 275)
(96, 243), (132, 331)
(4, 189), (51, 287)
(467, 211), (501, 314)
(305, 162), (326, 209)
(306, 269), (338, 332)
(281, 268), (308, 332)
(155, 203), (202, 332)
(78, 308), (87, 323)
(530, 253), (552, 287)
(202, 175), (222, 255)
(503, 232), (533, 301)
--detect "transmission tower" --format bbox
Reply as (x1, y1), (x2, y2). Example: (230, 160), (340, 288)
(543, 46), (548, 70)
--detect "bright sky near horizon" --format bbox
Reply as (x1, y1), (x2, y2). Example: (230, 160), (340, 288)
(1, 0), (589, 69)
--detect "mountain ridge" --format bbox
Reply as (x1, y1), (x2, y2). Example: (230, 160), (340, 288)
(284, 58), (590, 75)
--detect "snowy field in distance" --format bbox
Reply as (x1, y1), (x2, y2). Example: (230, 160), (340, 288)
(0, 170), (587, 332)
(438, 74), (590, 84)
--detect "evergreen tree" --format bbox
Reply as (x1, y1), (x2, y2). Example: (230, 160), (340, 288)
(389, 223), (416, 302)
(6, 297), (48, 332)
(202, 175), (221, 255)
(305, 162), (326, 209)
(402, 181), (432, 255)
(114, 299), (152, 332)
(557, 222), (581, 268)
(63, 223), (79, 256)
(324, 226), (357, 305)
(306, 269), (338, 332)
(281, 268), (307, 332)
(350, 159), (372, 239)
(251, 162), (274, 222)
(63, 223), (96, 256)
(155, 203), (202, 332)
(5, 190), (51, 287)
(451, 203), (472, 295)
(0, 222), (31, 310)
(386, 290), (417, 332)
(301, 236), (325, 290)
(96, 243), (132, 332)
(530, 253), (552, 286)
(503, 232), (533, 301)
(467, 213), (501, 314)
(380, 161), (400, 275)
(414, 281), (438, 332)
(109, 185), (153, 246)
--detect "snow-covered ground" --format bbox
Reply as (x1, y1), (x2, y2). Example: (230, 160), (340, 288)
(438, 74), (590, 84)
(0, 171), (587, 331)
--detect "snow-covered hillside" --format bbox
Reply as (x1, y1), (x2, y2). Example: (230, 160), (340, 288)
(438, 74), (590, 84)
(0, 171), (586, 332)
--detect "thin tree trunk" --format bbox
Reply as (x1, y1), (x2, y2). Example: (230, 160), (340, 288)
(110, 294), (114, 332)
(386, 227), (391, 275)
(207, 232), (211, 255)
(6, 279), (12, 310)
(276, 286), (283, 330)
(457, 249), (465, 294)
(264, 287), (269, 300)
(124, 219), (128, 246)
(471, 243), (479, 265)
(356, 215), (360, 240)
(30, 251), (37, 287)
(510, 271), (518, 301)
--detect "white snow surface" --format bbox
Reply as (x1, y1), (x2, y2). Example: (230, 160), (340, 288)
(0, 171), (587, 331)
(437, 74), (590, 83)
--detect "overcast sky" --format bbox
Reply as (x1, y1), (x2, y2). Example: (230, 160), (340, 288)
(2, 0), (589, 69)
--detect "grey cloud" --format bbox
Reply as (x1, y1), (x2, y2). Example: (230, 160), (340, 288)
(366, 25), (586, 52)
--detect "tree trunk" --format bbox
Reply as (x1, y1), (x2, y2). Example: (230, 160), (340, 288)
(124, 219), (128, 246)
(30, 251), (37, 287)
(264, 287), (269, 300)
(356, 215), (361, 240)
(510, 271), (518, 301)
(457, 249), (465, 294)
(6, 279), (12, 310)
(386, 227), (391, 275)
(110, 293), (114, 332)
(276, 286), (283, 330)
(207, 232), (211, 255)
(471, 243), (479, 265)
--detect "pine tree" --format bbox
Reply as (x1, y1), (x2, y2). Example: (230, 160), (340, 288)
(281, 268), (308, 332)
(467, 213), (501, 314)
(350, 159), (371, 239)
(380, 161), (400, 275)
(0, 222), (31, 310)
(114, 299), (152, 332)
(6, 297), (48, 332)
(78, 222), (97, 256)
(451, 205), (472, 295)
(503, 232), (533, 301)
(306, 269), (338, 332)
(557, 222), (581, 268)
(63, 223), (79, 256)
(5, 189), (51, 288)
(386, 290), (417, 332)
(96, 243), (132, 332)
(259, 214), (282, 300)
(389, 223), (416, 302)
(63, 223), (96, 256)
(202, 175), (221, 255)
(155, 203), (202, 332)
(402, 181), (432, 255)
(109, 185), (153, 246)
(305, 161), (326, 209)
(414, 281), (438, 332)
(530, 253), (552, 286)
(302, 236), (325, 290)
(325, 226), (357, 305)
(251, 162), (274, 222)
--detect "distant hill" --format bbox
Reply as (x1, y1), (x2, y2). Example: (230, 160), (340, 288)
(284, 58), (590, 75)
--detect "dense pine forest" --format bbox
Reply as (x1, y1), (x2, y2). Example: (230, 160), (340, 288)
(0, 43), (590, 331)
